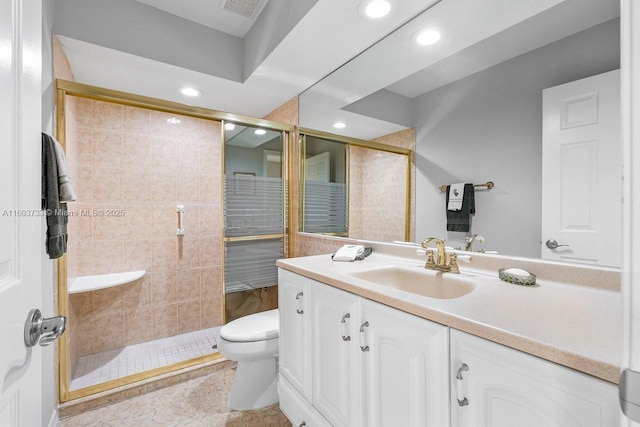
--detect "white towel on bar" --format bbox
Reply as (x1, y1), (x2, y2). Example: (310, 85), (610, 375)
(52, 136), (78, 202)
(447, 183), (465, 211)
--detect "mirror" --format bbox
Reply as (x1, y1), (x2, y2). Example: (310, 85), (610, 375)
(300, 134), (348, 235)
(299, 0), (621, 267)
(299, 131), (412, 242)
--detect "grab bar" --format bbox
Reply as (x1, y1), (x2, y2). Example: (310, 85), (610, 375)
(177, 205), (185, 236)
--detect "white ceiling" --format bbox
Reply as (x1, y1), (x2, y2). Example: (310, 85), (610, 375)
(57, 0), (436, 119)
(135, 0), (268, 38)
(299, 0), (620, 139)
(56, 0), (620, 139)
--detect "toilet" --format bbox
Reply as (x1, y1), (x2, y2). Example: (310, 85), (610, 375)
(217, 308), (280, 410)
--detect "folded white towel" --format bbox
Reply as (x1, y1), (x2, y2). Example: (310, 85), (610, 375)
(447, 183), (465, 211)
(333, 245), (365, 262)
(52, 136), (78, 202)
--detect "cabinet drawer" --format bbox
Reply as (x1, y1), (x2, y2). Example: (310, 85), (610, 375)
(279, 375), (331, 427)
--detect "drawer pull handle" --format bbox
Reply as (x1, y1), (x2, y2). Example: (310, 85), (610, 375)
(295, 292), (304, 314)
(456, 363), (470, 406)
(341, 313), (351, 341)
(359, 321), (370, 352)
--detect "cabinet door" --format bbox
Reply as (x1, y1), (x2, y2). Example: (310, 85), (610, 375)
(361, 299), (449, 427)
(311, 281), (362, 427)
(450, 330), (619, 427)
(278, 269), (312, 399)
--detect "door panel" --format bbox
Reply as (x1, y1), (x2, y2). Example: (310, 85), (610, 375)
(361, 299), (449, 427)
(311, 282), (361, 427)
(451, 330), (619, 427)
(0, 0), (44, 425)
(278, 270), (311, 398)
(542, 70), (621, 266)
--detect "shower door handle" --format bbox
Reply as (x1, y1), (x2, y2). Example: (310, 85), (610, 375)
(24, 308), (67, 347)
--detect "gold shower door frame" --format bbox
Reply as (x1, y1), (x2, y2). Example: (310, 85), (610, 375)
(55, 80), (295, 403)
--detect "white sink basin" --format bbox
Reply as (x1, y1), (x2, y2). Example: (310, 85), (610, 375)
(347, 265), (475, 299)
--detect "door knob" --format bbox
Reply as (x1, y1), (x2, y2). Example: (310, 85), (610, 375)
(24, 309), (67, 347)
(545, 239), (570, 249)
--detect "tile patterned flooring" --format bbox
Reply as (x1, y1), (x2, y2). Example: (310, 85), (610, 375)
(58, 364), (291, 427)
(71, 327), (222, 390)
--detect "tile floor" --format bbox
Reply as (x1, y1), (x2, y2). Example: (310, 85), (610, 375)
(71, 327), (222, 390)
(59, 364), (291, 427)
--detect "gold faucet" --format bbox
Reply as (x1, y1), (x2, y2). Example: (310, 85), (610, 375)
(465, 234), (485, 251)
(420, 237), (459, 274)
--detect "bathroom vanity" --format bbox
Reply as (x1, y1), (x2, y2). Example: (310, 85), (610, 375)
(276, 243), (620, 427)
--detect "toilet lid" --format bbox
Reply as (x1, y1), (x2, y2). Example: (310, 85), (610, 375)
(220, 309), (279, 342)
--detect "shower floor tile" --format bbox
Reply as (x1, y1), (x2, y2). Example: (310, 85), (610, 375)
(70, 326), (222, 391)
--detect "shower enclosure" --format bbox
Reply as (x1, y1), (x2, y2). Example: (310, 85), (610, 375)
(55, 80), (293, 402)
(223, 124), (288, 322)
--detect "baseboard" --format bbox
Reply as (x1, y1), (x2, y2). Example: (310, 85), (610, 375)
(47, 408), (58, 427)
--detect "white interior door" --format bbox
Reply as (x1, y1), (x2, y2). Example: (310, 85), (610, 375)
(305, 152), (331, 182)
(541, 69), (621, 267)
(0, 0), (44, 426)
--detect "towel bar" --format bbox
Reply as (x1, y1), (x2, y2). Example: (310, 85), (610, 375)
(439, 181), (494, 193)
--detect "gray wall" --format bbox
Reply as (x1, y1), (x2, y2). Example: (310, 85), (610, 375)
(414, 18), (620, 257)
(54, 0), (243, 81)
(226, 138), (282, 177)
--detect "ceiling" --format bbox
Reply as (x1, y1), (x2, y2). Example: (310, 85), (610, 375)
(54, 0), (437, 119)
(53, 0), (619, 136)
(134, 0), (270, 38)
(298, 0), (620, 139)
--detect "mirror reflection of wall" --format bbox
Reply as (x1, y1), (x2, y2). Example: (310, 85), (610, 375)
(301, 135), (348, 235)
(349, 146), (408, 242)
(300, 131), (412, 243)
(223, 123), (286, 322)
(415, 18), (620, 263)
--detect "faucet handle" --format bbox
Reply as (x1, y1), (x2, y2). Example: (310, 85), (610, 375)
(416, 248), (437, 269)
(448, 253), (460, 274)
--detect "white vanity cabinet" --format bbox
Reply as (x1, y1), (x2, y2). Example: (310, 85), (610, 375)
(278, 269), (312, 398)
(310, 280), (362, 427)
(450, 330), (619, 427)
(359, 297), (449, 427)
(278, 269), (449, 427)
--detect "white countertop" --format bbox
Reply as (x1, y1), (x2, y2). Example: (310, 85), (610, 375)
(277, 248), (621, 384)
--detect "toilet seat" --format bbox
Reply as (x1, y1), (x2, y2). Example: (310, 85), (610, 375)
(220, 308), (279, 342)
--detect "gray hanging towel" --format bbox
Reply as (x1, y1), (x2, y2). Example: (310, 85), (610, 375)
(42, 133), (68, 259)
(446, 183), (475, 232)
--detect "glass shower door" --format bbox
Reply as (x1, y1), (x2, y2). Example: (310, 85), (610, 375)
(223, 124), (287, 322)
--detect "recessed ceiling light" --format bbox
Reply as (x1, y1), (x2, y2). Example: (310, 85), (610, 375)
(179, 86), (201, 97)
(414, 29), (441, 46)
(364, 0), (391, 18)
(224, 123), (236, 131)
(254, 129), (267, 135)
(333, 122), (346, 129)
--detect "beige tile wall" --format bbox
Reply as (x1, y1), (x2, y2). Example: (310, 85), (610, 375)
(348, 146), (408, 242)
(65, 96), (224, 357)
